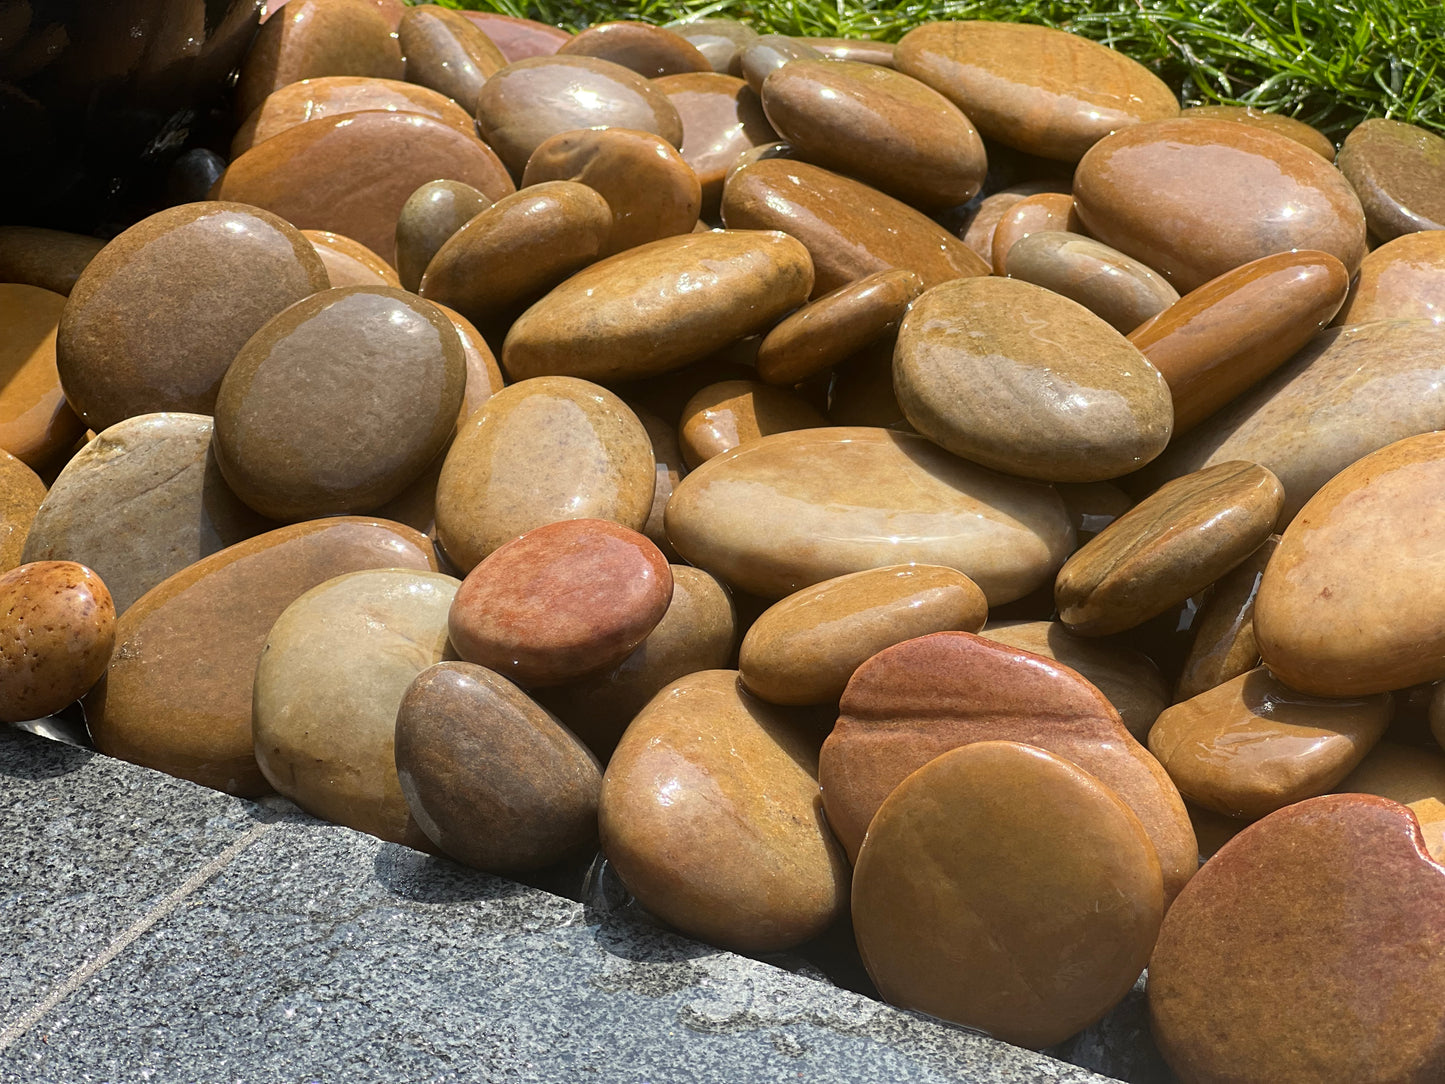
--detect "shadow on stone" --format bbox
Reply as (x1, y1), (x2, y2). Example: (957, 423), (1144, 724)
(0, 725), (95, 779)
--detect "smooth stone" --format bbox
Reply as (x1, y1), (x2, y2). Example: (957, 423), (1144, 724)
(978, 620), (1169, 742)
(894, 276), (1173, 482)
(1337, 118), (1445, 241)
(502, 231), (813, 383)
(56, 202), (329, 432)
(1056, 480), (1134, 544)
(822, 630), (1197, 899)
(1174, 536), (1278, 702)
(230, 76), (478, 157)
(215, 111), (515, 266)
(302, 229), (401, 288)
(0, 226), (105, 296)
(756, 269), (923, 386)
(1334, 231), (1445, 326)
(666, 426), (1074, 604)
(1179, 104), (1335, 160)
(737, 35), (823, 94)
(1254, 430), (1445, 696)
(457, 11), (570, 61)
(1149, 667), (1391, 819)
(1145, 318), (1445, 522)
(959, 181), (1070, 263)
(0, 450), (45, 573)
(598, 669), (850, 952)
(1073, 118), (1367, 293)
(398, 5), (506, 108)
(853, 740), (1163, 1049)
(394, 661), (601, 871)
(670, 18), (759, 72)
(632, 407), (685, 562)
(895, 20), (1177, 161)
(558, 21), (711, 77)
(475, 56), (684, 177)
(394, 179), (492, 294)
(1337, 741), (1445, 863)
(21, 414), (273, 615)
(678, 379), (827, 468)
(434, 376), (654, 573)
(740, 564), (987, 706)
(1057, 461), (1282, 636)
(535, 565), (735, 760)
(989, 191), (1084, 275)
(1148, 794), (1445, 1084)
(213, 287), (465, 522)
(0, 561), (115, 723)
(86, 519), (437, 796)
(254, 568), (458, 845)
(722, 157), (989, 295)
(1129, 250), (1350, 433)
(234, 0), (405, 121)
(0, 283), (82, 469)
(432, 302), (506, 421)
(652, 72), (777, 218)
(1005, 231), (1178, 334)
(418, 181), (612, 332)
(759, 59), (986, 210)
(522, 127), (701, 255)
(799, 37), (896, 67)
(448, 519), (671, 688)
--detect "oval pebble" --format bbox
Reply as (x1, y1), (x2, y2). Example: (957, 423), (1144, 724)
(1004, 231), (1178, 334)
(0, 561), (115, 723)
(1336, 118), (1445, 241)
(1335, 231), (1445, 327)
(0, 451), (45, 574)
(678, 379), (827, 468)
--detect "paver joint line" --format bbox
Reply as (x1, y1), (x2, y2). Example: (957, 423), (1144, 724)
(0, 821), (276, 1051)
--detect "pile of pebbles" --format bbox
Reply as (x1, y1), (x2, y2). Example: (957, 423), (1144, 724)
(5, 0), (1445, 1079)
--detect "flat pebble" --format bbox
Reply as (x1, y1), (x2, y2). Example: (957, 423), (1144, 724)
(801, 37), (896, 67)
(678, 379), (827, 468)
(0, 226), (105, 296)
(738, 35), (822, 93)
(1337, 117), (1445, 241)
(1179, 104), (1335, 160)
(1004, 231), (1178, 334)
(1334, 231), (1445, 326)
(670, 18), (758, 71)
(1337, 741), (1445, 863)
(990, 192), (1084, 275)
(0, 561), (115, 723)
(457, 11), (569, 61)
(0, 283), (82, 469)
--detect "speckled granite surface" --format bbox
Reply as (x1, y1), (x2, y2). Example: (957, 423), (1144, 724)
(0, 727), (1124, 1083)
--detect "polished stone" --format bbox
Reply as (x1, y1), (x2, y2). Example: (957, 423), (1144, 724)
(0, 226), (105, 296)
(678, 379), (827, 467)
(990, 192), (1084, 275)
(0, 284), (81, 470)
(558, 21), (712, 77)
(1005, 231), (1178, 334)
(394, 179), (492, 294)
(398, 5), (506, 109)
(1174, 536), (1277, 701)
(1334, 230), (1445, 326)
(0, 450), (44, 574)
(1337, 117), (1445, 241)
(654, 72), (778, 217)
(302, 229), (400, 288)
(1178, 104), (1335, 160)
(0, 562), (114, 723)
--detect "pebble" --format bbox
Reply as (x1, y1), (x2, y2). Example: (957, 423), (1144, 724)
(398, 4), (506, 108)
(896, 20), (1177, 161)
(21, 414), (272, 614)
(852, 740), (1163, 1049)
(0, 450), (45, 574)
(1178, 104), (1335, 160)
(722, 157), (988, 294)
(665, 426), (1074, 604)
(1337, 741), (1445, 863)
(502, 230), (813, 382)
(230, 75), (479, 157)
(629, 406), (685, 562)
(301, 230), (401, 288)
(977, 620), (1169, 741)
(670, 18), (758, 71)
(1056, 480), (1134, 544)
(1147, 318), (1445, 522)
(755, 269), (923, 385)
(738, 35), (823, 93)
(739, 564), (987, 706)
(1334, 230), (1445, 326)
(456, 11), (569, 61)
(394, 179), (493, 294)
(1174, 536), (1277, 701)
(0, 561), (115, 724)
(1055, 461), (1283, 636)
(394, 661), (601, 871)
(56, 202), (329, 432)
(802, 37), (896, 66)
(418, 181), (612, 332)
(893, 276), (1173, 482)
(1254, 430), (1445, 696)
(434, 376), (654, 573)
(598, 668), (850, 952)
(1129, 250), (1350, 433)
(1337, 117), (1445, 241)
(989, 191), (1084, 275)
(0, 226), (105, 296)
(1073, 118), (1367, 293)
(0, 284), (82, 470)
(654, 72), (778, 217)
(557, 20), (712, 77)
(215, 111), (515, 266)
(759, 59), (986, 209)
(212, 286), (465, 521)
(1149, 667), (1392, 819)
(475, 55), (685, 177)
(959, 181), (1067, 263)
(820, 630), (1196, 900)
(432, 302), (506, 420)
(86, 518), (436, 796)
(1004, 231), (1179, 334)
(234, 0), (405, 121)
(448, 519), (672, 687)
(536, 565), (736, 759)
(521, 127), (702, 255)
(1148, 794), (1445, 1084)
(678, 380), (827, 468)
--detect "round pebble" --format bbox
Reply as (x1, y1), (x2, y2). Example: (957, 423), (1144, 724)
(0, 561), (115, 723)
(557, 20), (712, 77)
(1334, 231), (1445, 326)
(302, 229), (401, 289)
(1337, 117), (1445, 241)
(654, 72), (778, 217)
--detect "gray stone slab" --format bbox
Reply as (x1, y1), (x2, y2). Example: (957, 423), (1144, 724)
(0, 729), (1122, 1083)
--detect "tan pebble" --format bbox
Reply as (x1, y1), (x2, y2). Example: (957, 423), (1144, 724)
(1179, 104), (1335, 160)
(990, 191), (1084, 275)
(558, 20), (711, 77)
(301, 230), (400, 288)
(394, 179), (492, 295)
(0, 226), (105, 296)
(1338, 741), (1445, 863)
(737, 35), (823, 94)
(0, 284), (83, 470)
(678, 379), (827, 468)
(1334, 231), (1445, 327)
(1005, 231), (1178, 334)
(1175, 536), (1278, 702)
(0, 561), (115, 723)
(398, 5), (506, 107)
(670, 18), (758, 72)
(0, 450), (45, 574)
(654, 71), (777, 219)
(798, 37), (896, 67)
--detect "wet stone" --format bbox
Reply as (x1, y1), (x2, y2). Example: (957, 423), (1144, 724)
(678, 379), (827, 468)
(0, 226), (105, 296)
(1004, 231), (1178, 334)
(395, 179), (493, 294)
(653, 72), (777, 218)
(1179, 104), (1335, 160)
(0, 450), (45, 574)
(557, 21), (712, 77)
(990, 191), (1085, 275)
(1336, 117), (1445, 241)
(1174, 535), (1278, 702)
(302, 230), (400, 289)
(456, 10), (570, 62)
(1334, 230), (1445, 326)
(669, 18), (759, 72)
(1338, 741), (1445, 864)
(0, 283), (82, 470)
(738, 35), (823, 94)
(0, 561), (115, 723)
(398, 4), (506, 109)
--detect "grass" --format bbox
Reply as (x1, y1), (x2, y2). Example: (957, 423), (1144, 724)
(435, 0), (1445, 140)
